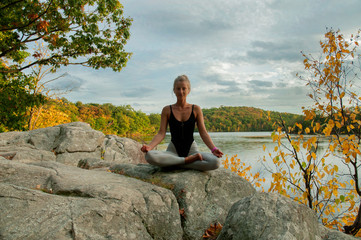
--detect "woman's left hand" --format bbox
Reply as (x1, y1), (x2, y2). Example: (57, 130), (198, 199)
(212, 148), (223, 158)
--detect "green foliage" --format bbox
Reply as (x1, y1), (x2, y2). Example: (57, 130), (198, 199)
(148, 113), (161, 128)
(12, 97), (308, 139)
(0, 0), (132, 131)
(0, 0), (132, 72)
(202, 106), (303, 132)
(0, 72), (44, 131)
(30, 99), (158, 138)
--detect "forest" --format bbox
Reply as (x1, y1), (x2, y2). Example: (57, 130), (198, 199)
(2, 97), (305, 139)
(202, 106), (303, 132)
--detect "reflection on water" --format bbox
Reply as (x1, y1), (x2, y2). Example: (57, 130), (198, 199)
(158, 132), (277, 163)
(155, 132), (334, 187)
(156, 132), (332, 163)
(149, 131), (361, 204)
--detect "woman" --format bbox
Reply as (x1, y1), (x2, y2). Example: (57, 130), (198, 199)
(141, 75), (223, 171)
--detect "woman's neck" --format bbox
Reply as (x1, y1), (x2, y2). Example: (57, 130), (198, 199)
(175, 99), (188, 109)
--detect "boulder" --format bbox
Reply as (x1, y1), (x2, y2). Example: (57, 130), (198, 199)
(0, 122), (146, 166)
(0, 160), (182, 240)
(101, 134), (146, 165)
(217, 192), (358, 240)
(0, 123), (355, 240)
(109, 163), (256, 239)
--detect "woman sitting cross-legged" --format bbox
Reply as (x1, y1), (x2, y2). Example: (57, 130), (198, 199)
(141, 75), (223, 171)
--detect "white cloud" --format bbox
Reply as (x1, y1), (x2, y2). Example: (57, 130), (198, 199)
(53, 0), (361, 114)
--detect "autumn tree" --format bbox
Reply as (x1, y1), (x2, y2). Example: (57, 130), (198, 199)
(27, 42), (74, 130)
(30, 98), (72, 129)
(0, 0), (132, 131)
(262, 29), (361, 235)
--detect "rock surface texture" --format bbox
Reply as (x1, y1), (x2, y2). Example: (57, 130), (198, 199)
(0, 122), (357, 240)
(109, 163), (256, 239)
(217, 192), (358, 240)
(0, 160), (182, 240)
(0, 122), (146, 166)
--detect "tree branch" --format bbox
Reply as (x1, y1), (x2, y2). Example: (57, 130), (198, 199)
(0, 0), (53, 32)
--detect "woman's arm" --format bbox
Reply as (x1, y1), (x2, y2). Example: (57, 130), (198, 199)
(194, 105), (223, 158)
(141, 106), (169, 152)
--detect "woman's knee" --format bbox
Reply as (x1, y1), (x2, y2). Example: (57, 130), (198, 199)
(209, 157), (221, 170)
(145, 151), (161, 166)
(214, 157), (221, 169)
(202, 154), (221, 170)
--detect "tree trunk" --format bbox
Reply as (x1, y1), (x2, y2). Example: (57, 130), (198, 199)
(344, 202), (361, 235)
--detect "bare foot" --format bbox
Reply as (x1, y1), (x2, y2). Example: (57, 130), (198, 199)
(185, 153), (203, 164)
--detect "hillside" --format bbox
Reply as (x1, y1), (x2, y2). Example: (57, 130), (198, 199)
(9, 98), (304, 137)
(202, 106), (303, 132)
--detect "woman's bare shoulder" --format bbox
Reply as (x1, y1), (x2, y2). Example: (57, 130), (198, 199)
(161, 105), (171, 114)
(193, 104), (202, 112)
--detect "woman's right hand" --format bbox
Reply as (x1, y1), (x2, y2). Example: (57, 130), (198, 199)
(141, 145), (151, 153)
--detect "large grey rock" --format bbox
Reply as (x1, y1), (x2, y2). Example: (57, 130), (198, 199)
(110, 163), (256, 240)
(0, 160), (182, 240)
(217, 192), (357, 240)
(53, 123), (104, 154)
(101, 134), (146, 165)
(0, 122), (146, 166)
(0, 159), (55, 189)
(1, 123), (353, 240)
(0, 145), (56, 163)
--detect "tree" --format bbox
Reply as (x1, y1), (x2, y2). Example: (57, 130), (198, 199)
(0, 0), (132, 130)
(302, 29), (361, 235)
(224, 29), (361, 236)
(27, 41), (73, 130)
(263, 29), (361, 235)
(1, 0), (132, 72)
(0, 71), (44, 131)
(29, 98), (72, 129)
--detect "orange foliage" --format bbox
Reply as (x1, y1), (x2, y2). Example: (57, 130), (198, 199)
(203, 222), (223, 240)
(264, 29), (361, 236)
(222, 155), (265, 191)
(29, 99), (71, 129)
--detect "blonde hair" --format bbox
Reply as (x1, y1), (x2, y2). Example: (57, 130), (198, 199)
(173, 75), (191, 92)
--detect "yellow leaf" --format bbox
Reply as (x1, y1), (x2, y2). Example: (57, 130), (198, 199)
(302, 191), (308, 199)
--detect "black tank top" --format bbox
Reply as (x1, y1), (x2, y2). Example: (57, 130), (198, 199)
(169, 105), (196, 157)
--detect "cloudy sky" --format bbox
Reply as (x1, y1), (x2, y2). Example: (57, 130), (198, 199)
(52, 0), (361, 114)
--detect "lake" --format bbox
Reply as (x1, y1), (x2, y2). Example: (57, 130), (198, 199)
(156, 132), (354, 220)
(156, 132), (278, 180)
(157, 131), (275, 158)
(156, 131), (335, 189)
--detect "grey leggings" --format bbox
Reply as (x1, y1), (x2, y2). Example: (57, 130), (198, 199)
(145, 141), (220, 171)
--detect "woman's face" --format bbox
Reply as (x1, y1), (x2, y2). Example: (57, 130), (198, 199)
(173, 81), (190, 98)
